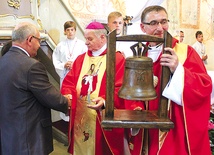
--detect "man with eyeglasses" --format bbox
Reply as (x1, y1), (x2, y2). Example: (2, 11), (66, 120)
(31, 35), (44, 44)
(128, 5), (212, 155)
(0, 22), (71, 155)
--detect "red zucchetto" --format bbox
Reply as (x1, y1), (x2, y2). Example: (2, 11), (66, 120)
(86, 21), (105, 29)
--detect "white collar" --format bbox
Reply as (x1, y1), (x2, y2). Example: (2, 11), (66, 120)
(12, 45), (30, 57)
(92, 44), (107, 56)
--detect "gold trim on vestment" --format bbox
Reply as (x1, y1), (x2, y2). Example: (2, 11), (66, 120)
(73, 53), (106, 154)
(158, 42), (188, 153)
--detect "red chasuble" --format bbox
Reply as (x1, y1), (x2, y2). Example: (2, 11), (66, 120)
(156, 42), (212, 155)
(126, 39), (212, 155)
(61, 49), (126, 155)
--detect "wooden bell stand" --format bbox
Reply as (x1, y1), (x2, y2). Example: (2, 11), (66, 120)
(101, 30), (174, 131)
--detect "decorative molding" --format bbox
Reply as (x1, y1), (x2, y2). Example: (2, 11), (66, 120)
(37, 0), (40, 7)
(7, 0), (21, 9)
(0, 14), (35, 20)
(0, 1), (44, 30)
(37, 19), (43, 30)
(0, 28), (56, 50)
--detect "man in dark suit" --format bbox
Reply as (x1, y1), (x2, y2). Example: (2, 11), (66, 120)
(0, 40), (12, 56)
(0, 22), (71, 155)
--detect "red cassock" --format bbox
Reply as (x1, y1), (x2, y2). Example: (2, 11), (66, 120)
(126, 39), (212, 155)
(61, 49), (126, 155)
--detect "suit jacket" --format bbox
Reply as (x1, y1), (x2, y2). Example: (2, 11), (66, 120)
(0, 47), (68, 155)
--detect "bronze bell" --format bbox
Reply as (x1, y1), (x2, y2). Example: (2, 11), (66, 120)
(118, 42), (157, 101)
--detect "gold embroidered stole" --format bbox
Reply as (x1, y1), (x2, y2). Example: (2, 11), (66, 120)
(73, 53), (106, 155)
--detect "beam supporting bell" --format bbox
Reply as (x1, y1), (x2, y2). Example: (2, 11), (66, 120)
(118, 56), (157, 101)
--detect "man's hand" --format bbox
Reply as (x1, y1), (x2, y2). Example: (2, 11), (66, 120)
(202, 54), (208, 61)
(87, 97), (105, 110)
(160, 47), (179, 73)
(64, 94), (72, 107)
(134, 106), (143, 111)
(64, 61), (73, 70)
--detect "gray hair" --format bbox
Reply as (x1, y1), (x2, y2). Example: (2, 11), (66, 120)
(85, 29), (107, 38)
(12, 23), (38, 43)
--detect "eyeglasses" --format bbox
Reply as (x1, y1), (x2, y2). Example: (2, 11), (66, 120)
(143, 19), (169, 27)
(32, 36), (44, 43)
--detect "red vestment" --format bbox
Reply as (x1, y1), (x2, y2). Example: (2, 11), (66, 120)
(127, 39), (212, 155)
(61, 49), (126, 155)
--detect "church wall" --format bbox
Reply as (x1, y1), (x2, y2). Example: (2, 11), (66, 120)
(1, 0), (214, 71)
(1, 0), (214, 122)
(162, 0), (214, 71)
